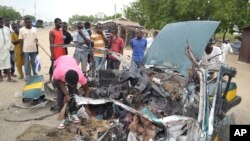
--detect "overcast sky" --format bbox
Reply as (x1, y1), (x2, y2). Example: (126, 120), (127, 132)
(1, 0), (135, 21)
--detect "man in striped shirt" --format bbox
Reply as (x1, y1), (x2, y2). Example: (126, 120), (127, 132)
(91, 24), (107, 70)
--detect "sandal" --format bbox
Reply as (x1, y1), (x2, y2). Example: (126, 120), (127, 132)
(57, 119), (66, 129)
(7, 79), (17, 82)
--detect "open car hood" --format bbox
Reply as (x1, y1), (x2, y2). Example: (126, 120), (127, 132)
(143, 21), (220, 77)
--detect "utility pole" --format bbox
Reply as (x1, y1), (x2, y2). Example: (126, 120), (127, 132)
(21, 9), (25, 17)
(114, 3), (117, 20)
(34, 0), (37, 20)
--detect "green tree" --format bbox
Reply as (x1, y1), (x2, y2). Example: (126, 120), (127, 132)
(104, 13), (122, 20)
(68, 14), (95, 25)
(0, 6), (21, 20)
(123, 0), (146, 26)
(211, 0), (250, 41)
(123, 0), (250, 41)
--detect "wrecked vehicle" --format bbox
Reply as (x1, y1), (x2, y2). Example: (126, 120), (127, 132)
(40, 21), (241, 141)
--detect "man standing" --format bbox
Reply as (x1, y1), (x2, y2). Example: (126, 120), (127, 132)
(202, 42), (222, 63)
(107, 28), (124, 69)
(11, 23), (24, 79)
(104, 27), (111, 48)
(19, 17), (38, 80)
(3, 17), (17, 77)
(84, 22), (92, 37)
(84, 22), (92, 57)
(49, 18), (65, 80)
(53, 55), (87, 129)
(91, 24), (107, 70)
(84, 22), (94, 75)
(130, 29), (147, 68)
(221, 39), (233, 63)
(73, 22), (91, 73)
(62, 22), (72, 55)
(202, 43), (222, 79)
(0, 17), (16, 82)
(146, 31), (158, 54)
(146, 31), (158, 48)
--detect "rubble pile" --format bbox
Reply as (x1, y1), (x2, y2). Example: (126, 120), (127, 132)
(78, 118), (111, 140)
(73, 65), (195, 141)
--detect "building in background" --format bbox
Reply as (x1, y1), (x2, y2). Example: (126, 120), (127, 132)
(238, 26), (250, 63)
(101, 18), (143, 45)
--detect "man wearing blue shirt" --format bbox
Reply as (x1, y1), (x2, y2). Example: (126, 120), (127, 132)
(130, 29), (147, 68)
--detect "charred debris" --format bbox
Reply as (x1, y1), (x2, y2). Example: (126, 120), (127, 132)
(69, 46), (240, 141)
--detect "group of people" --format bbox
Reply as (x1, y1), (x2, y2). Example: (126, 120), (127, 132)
(0, 15), (160, 130)
(49, 18), (127, 77)
(48, 18), (128, 129)
(49, 18), (159, 129)
(0, 17), (38, 82)
(1, 15), (235, 130)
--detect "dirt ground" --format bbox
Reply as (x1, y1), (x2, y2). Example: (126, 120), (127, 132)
(0, 28), (249, 141)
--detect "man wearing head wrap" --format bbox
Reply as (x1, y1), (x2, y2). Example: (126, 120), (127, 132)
(52, 55), (87, 129)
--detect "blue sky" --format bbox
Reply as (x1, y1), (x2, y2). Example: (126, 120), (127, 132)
(1, 0), (135, 21)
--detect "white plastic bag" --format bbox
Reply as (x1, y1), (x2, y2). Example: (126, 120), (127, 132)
(35, 55), (41, 73)
(77, 106), (89, 119)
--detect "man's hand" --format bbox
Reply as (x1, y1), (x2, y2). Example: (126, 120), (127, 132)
(64, 95), (71, 103)
(78, 30), (90, 44)
(50, 55), (54, 61)
(34, 39), (38, 43)
(78, 30), (84, 37)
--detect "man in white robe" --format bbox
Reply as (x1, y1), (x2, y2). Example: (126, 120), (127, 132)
(221, 39), (233, 63)
(0, 17), (16, 82)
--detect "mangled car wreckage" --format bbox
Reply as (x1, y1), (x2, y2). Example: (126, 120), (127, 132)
(42, 21), (240, 141)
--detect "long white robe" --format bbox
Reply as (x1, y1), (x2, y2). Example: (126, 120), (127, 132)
(221, 43), (233, 63)
(0, 26), (11, 70)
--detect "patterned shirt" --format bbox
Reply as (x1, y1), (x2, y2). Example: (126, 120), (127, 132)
(91, 32), (106, 57)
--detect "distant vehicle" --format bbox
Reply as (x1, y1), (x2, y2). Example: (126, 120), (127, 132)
(36, 19), (44, 28)
(32, 20), (36, 27)
(230, 41), (241, 54)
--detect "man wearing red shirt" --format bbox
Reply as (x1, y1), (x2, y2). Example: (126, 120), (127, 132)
(49, 18), (66, 80)
(107, 28), (124, 69)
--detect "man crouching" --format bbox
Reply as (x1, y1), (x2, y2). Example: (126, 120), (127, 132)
(52, 55), (87, 129)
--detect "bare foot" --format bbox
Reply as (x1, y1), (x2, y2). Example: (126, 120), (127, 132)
(11, 74), (17, 77)
(2, 73), (7, 78)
